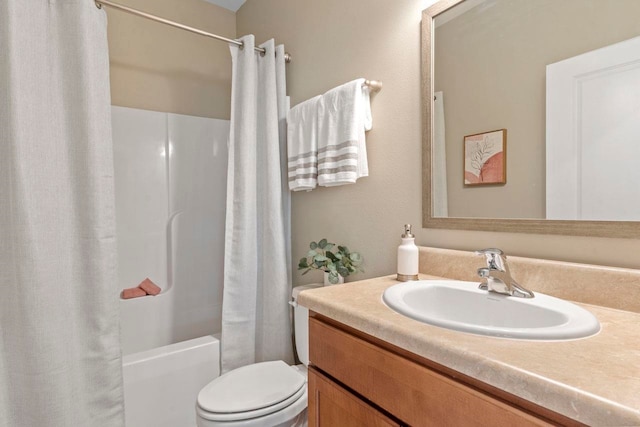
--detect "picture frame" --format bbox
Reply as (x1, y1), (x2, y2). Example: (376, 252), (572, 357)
(463, 129), (507, 186)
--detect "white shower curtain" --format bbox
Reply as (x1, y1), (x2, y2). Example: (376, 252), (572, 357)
(433, 91), (448, 217)
(0, 1), (124, 426)
(222, 36), (293, 373)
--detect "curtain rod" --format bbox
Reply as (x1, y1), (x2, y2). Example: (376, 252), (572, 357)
(94, 0), (292, 63)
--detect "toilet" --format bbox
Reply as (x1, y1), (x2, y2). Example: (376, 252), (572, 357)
(196, 284), (320, 427)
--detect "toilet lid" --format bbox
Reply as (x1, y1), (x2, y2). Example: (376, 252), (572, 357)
(197, 360), (306, 415)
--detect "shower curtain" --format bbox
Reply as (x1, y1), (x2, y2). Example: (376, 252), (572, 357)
(433, 91), (448, 217)
(0, 1), (124, 426)
(222, 36), (293, 373)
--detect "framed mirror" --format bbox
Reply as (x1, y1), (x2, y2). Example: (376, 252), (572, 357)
(422, 0), (640, 238)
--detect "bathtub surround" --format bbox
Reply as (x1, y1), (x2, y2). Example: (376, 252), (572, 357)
(222, 36), (293, 372)
(112, 106), (229, 356)
(0, 1), (124, 425)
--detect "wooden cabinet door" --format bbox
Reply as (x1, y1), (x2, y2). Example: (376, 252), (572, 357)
(308, 367), (401, 427)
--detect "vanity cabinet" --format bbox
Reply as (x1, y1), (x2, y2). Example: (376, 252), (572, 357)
(308, 314), (582, 427)
(308, 368), (401, 426)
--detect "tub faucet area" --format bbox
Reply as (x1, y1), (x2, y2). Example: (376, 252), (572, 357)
(475, 248), (534, 298)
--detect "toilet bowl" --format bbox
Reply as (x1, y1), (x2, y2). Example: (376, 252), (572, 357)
(196, 284), (320, 427)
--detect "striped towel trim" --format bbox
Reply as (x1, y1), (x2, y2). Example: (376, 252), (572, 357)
(318, 140), (360, 185)
(288, 149), (318, 190)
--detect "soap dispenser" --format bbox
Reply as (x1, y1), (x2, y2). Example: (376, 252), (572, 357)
(397, 224), (419, 282)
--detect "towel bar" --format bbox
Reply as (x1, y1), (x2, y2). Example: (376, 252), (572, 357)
(364, 80), (383, 93)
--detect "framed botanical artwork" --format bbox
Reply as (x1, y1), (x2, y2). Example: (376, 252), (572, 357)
(463, 129), (507, 186)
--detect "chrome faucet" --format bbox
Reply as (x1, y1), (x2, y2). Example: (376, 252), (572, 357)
(475, 248), (534, 298)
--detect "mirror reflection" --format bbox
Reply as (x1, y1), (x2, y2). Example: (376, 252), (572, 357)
(432, 0), (640, 221)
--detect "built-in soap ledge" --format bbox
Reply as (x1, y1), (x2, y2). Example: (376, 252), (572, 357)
(418, 247), (640, 313)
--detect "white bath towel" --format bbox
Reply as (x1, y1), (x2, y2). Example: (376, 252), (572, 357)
(317, 78), (372, 187)
(286, 95), (322, 191)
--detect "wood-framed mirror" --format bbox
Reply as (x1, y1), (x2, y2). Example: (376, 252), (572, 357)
(422, 0), (640, 238)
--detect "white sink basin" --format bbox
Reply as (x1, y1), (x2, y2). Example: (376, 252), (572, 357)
(382, 280), (600, 340)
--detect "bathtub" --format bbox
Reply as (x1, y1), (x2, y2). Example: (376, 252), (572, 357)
(122, 335), (221, 427)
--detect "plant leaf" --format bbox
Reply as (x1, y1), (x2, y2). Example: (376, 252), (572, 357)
(310, 241), (318, 250)
(326, 251), (338, 262)
(324, 243), (334, 251)
(314, 255), (328, 262)
(337, 266), (350, 277)
(318, 238), (327, 249)
(307, 250), (318, 257)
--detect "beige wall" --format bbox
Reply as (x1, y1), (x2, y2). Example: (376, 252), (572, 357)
(106, 0), (235, 119)
(435, 0), (640, 219)
(237, 0), (640, 283)
(237, 0), (427, 283)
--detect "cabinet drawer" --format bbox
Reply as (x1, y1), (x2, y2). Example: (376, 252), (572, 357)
(308, 367), (401, 427)
(309, 316), (552, 427)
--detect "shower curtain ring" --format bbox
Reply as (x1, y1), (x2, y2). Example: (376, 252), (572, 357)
(95, 0), (103, 9)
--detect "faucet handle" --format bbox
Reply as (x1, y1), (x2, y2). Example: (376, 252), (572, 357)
(475, 248), (507, 271)
(474, 248), (504, 257)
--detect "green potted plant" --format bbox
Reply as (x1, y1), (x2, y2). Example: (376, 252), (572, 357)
(298, 238), (364, 285)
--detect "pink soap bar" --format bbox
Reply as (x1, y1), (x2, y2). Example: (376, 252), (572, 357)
(139, 278), (161, 296)
(121, 287), (147, 299)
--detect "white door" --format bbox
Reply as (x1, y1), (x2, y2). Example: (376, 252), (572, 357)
(546, 36), (640, 220)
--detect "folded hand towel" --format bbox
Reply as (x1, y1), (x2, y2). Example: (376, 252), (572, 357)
(139, 278), (161, 295)
(317, 78), (372, 187)
(121, 287), (146, 300)
(287, 95), (322, 191)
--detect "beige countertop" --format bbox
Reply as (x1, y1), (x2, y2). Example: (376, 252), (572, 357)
(298, 274), (640, 426)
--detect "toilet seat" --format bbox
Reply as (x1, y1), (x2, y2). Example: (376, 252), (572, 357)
(197, 361), (306, 422)
(196, 392), (307, 427)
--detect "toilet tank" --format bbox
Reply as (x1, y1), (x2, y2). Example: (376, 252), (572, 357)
(291, 284), (322, 366)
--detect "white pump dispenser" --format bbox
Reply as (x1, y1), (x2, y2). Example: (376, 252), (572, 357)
(397, 224), (419, 282)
